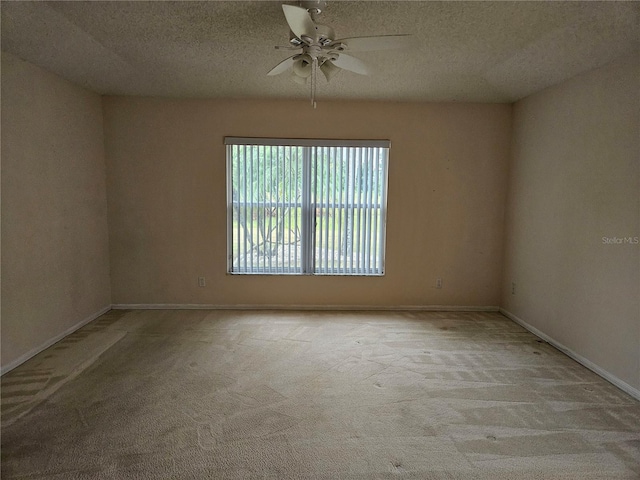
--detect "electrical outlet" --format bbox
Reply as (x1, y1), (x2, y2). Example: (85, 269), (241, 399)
(511, 282), (516, 295)
(436, 278), (443, 289)
(198, 277), (206, 287)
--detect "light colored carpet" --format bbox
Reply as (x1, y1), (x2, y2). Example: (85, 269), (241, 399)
(2, 309), (639, 479)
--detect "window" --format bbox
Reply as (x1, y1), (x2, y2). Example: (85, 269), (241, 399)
(226, 137), (389, 275)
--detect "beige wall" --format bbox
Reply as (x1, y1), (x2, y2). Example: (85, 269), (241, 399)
(3, 50), (637, 397)
(103, 98), (511, 308)
(1, 52), (112, 370)
(502, 54), (640, 392)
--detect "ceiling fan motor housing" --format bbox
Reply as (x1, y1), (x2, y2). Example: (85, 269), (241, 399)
(297, 24), (335, 48)
(312, 24), (335, 45)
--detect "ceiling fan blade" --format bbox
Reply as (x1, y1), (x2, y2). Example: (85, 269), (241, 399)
(282, 5), (316, 41)
(330, 53), (370, 75)
(331, 34), (412, 52)
(267, 55), (298, 76)
(320, 60), (340, 82)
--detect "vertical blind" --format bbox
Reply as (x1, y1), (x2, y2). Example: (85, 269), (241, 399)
(225, 137), (389, 275)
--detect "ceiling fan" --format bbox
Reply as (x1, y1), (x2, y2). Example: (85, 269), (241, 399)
(267, 1), (411, 107)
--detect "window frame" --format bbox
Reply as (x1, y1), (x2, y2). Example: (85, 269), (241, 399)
(225, 137), (390, 276)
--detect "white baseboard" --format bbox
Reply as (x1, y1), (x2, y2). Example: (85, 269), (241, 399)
(111, 303), (500, 312)
(1, 305), (112, 376)
(500, 308), (640, 401)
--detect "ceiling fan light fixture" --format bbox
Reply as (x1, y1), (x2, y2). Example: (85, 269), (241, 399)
(293, 57), (313, 77)
(291, 72), (308, 85)
(320, 60), (340, 82)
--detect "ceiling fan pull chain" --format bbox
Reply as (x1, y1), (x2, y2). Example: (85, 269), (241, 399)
(311, 57), (318, 108)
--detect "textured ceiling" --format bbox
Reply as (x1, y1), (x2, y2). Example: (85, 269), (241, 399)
(1, 1), (638, 103)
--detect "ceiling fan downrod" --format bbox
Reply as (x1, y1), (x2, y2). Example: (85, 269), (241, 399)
(300, 0), (327, 20)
